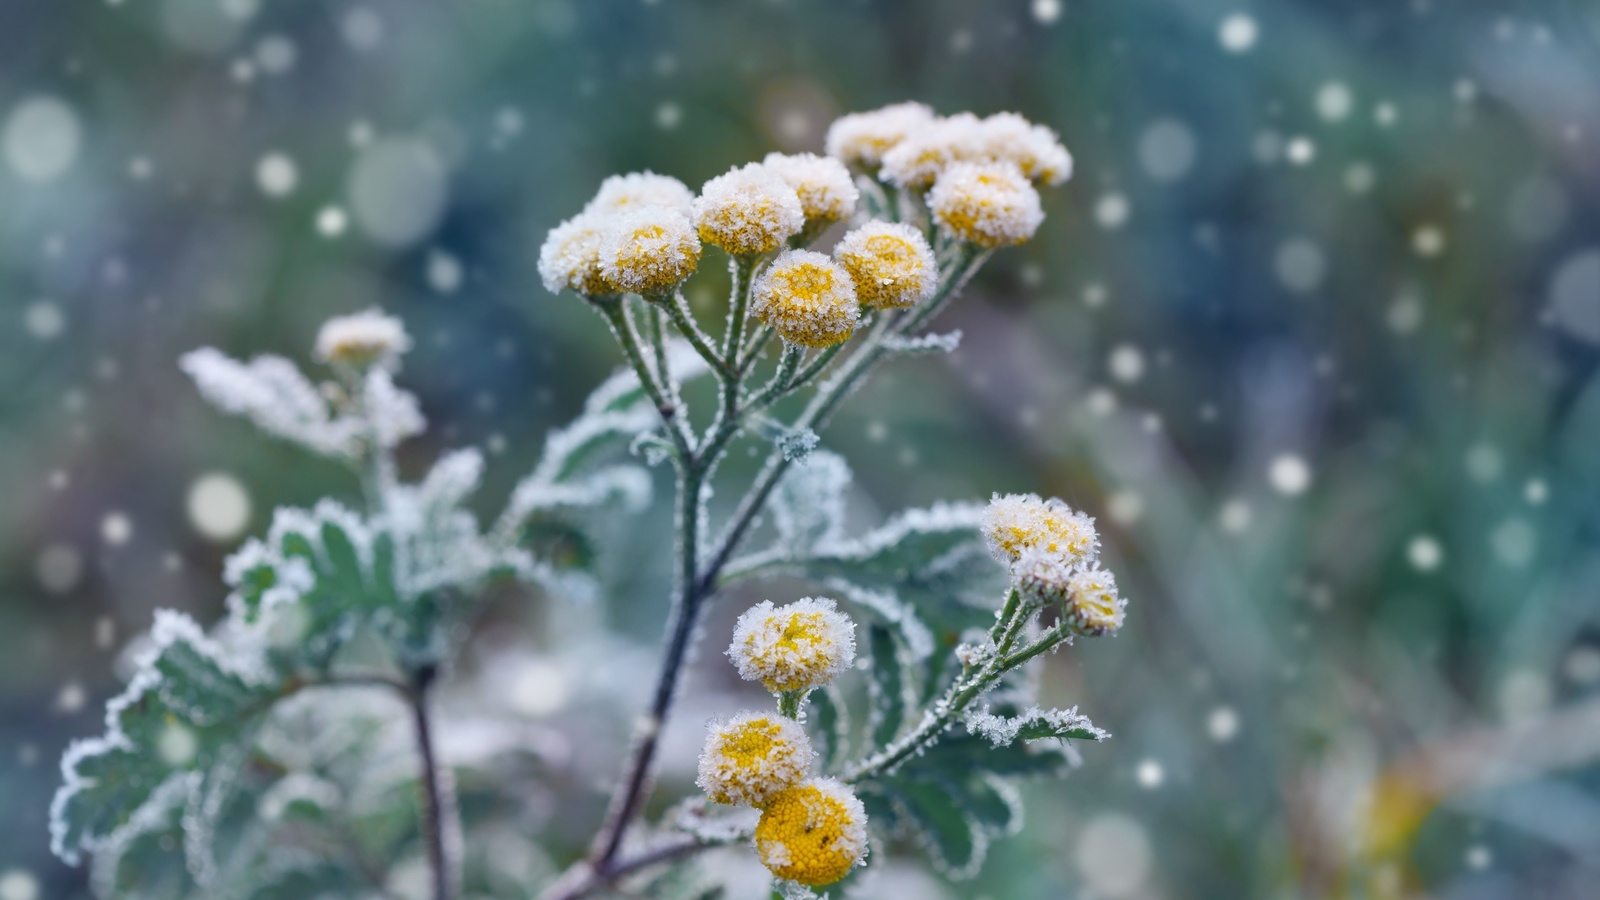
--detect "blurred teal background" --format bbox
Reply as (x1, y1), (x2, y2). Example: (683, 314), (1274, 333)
(4, 0), (1600, 897)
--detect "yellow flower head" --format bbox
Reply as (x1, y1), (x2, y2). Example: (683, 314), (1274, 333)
(833, 222), (938, 310)
(928, 161), (1045, 248)
(583, 170), (695, 218)
(538, 213), (618, 296)
(692, 163), (805, 256)
(981, 493), (1099, 569)
(749, 250), (860, 349)
(762, 152), (860, 224)
(879, 112), (985, 189)
(598, 206), (701, 295)
(825, 101), (936, 170)
(314, 309), (411, 369)
(979, 112), (1074, 187)
(729, 597), (856, 693)
(695, 711), (814, 807)
(755, 777), (869, 887)
(1063, 567), (1127, 636)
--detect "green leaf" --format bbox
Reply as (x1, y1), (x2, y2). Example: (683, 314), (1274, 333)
(867, 625), (907, 747)
(51, 612), (276, 866)
(808, 684), (849, 773)
(887, 776), (984, 878)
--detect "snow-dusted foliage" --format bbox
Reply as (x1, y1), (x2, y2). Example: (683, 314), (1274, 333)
(57, 104), (1123, 900)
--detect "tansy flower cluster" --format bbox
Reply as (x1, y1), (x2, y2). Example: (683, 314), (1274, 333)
(697, 597), (869, 886)
(538, 170), (702, 298)
(982, 493), (1127, 636)
(825, 103), (1071, 247)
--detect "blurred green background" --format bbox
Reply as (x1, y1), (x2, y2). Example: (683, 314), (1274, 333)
(4, 0), (1600, 897)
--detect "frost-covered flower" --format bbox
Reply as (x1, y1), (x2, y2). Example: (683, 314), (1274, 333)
(538, 213), (617, 296)
(879, 112), (986, 189)
(692, 163), (805, 256)
(1011, 547), (1077, 607)
(979, 112), (1074, 186)
(583, 171), (695, 218)
(833, 222), (938, 310)
(981, 493), (1098, 569)
(755, 777), (869, 886)
(749, 250), (860, 348)
(825, 101), (936, 170)
(1063, 567), (1127, 636)
(729, 597), (856, 692)
(598, 206), (701, 295)
(928, 161), (1045, 247)
(314, 309), (411, 369)
(695, 711), (815, 807)
(761, 152), (859, 224)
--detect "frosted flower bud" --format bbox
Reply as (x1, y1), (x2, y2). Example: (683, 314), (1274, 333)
(692, 163), (805, 256)
(1012, 547), (1077, 607)
(314, 309), (411, 369)
(979, 112), (1074, 186)
(755, 777), (869, 886)
(538, 213), (617, 296)
(928, 161), (1044, 247)
(981, 493), (1098, 569)
(833, 221), (938, 310)
(729, 597), (857, 692)
(824, 101), (936, 169)
(879, 111), (986, 189)
(1063, 567), (1127, 636)
(598, 206), (701, 295)
(749, 250), (860, 348)
(761, 152), (859, 224)
(695, 711), (815, 807)
(583, 170), (695, 218)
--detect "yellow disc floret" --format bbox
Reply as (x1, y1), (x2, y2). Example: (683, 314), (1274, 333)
(1064, 567), (1127, 636)
(927, 160), (1045, 248)
(981, 493), (1099, 569)
(598, 206), (701, 295)
(692, 163), (805, 256)
(749, 250), (860, 348)
(695, 711), (815, 807)
(833, 222), (938, 310)
(728, 597), (856, 693)
(754, 778), (869, 886)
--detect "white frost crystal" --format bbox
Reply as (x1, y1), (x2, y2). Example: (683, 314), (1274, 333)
(538, 212), (615, 296)
(584, 170), (695, 218)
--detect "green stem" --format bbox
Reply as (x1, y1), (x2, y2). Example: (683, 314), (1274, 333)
(778, 689), (807, 720)
(596, 300), (693, 460)
(662, 289), (729, 377)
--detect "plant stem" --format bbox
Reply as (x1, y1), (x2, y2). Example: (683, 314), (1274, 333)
(576, 243), (991, 894)
(406, 668), (455, 900)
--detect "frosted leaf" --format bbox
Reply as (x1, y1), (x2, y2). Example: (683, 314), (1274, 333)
(360, 368), (425, 449)
(824, 579), (934, 660)
(962, 705), (1108, 748)
(772, 450), (851, 552)
(180, 349), (360, 457)
(629, 432), (674, 467)
(778, 427), (820, 463)
(883, 329), (962, 354)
